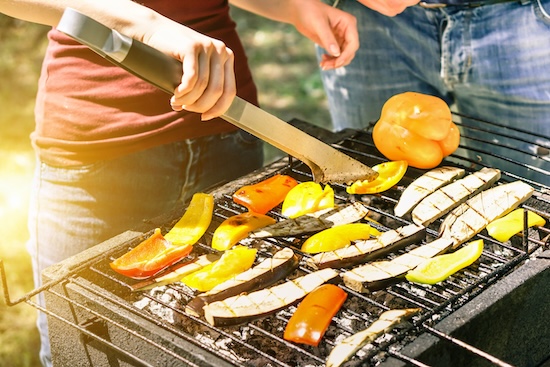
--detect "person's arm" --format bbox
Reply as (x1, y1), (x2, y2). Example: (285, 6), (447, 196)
(230, 0), (358, 70)
(0, 0), (236, 120)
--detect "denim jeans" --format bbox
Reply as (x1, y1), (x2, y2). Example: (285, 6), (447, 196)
(27, 131), (263, 367)
(318, 0), (550, 183)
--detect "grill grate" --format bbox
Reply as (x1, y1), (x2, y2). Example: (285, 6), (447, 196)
(2, 116), (550, 367)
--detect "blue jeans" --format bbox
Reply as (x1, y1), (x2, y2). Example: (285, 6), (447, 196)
(27, 131), (263, 367)
(318, 0), (550, 183)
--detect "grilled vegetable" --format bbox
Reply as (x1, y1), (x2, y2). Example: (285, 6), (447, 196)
(301, 223), (379, 254)
(439, 180), (535, 247)
(406, 239), (484, 285)
(346, 160), (408, 195)
(372, 92), (460, 169)
(110, 228), (194, 279)
(486, 208), (546, 242)
(411, 167), (501, 227)
(326, 308), (421, 367)
(283, 284), (347, 346)
(232, 174), (298, 214)
(394, 166), (465, 217)
(181, 246), (257, 292)
(111, 192), (214, 279)
(131, 253), (221, 291)
(203, 268), (339, 327)
(342, 237), (454, 292)
(250, 202), (369, 239)
(306, 224), (426, 270)
(164, 193), (214, 245)
(211, 212), (276, 251)
(281, 181), (334, 218)
(186, 248), (300, 317)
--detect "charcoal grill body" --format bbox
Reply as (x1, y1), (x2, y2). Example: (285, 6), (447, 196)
(40, 118), (550, 367)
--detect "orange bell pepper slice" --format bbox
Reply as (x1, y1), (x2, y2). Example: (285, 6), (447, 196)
(283, 284), (347, 346)
(372, 92), (460, 169)
(301, 223), (380, 254)
(181, 245), (257, 292)
(110, 193), (213, 279)
(281, 181), (334, 218)
(211, 212), (276, 251)
(232, 174), (298, 214)
(346, 160), (408, 195)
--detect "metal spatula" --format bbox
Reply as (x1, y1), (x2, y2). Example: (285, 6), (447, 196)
(56, 8), (378, 184)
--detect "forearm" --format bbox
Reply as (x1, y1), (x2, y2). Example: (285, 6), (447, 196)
(0, 0), (172, 45)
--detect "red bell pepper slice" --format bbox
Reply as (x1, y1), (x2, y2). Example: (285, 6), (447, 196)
(232, 174), (298, 214)
(110, 228), (193, 279)
(283, 284), (347, 346)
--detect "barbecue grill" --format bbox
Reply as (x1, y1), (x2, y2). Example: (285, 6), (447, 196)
(2, 114), (549, 367)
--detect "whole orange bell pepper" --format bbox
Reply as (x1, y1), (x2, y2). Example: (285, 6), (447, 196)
(232, 174), (298, 214)
(372, 92), (460, 169)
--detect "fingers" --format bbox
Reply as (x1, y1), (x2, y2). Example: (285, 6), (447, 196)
(201, 54), (236, 121)
(170, 39), (236, 119)
(318, 13), (359, 70)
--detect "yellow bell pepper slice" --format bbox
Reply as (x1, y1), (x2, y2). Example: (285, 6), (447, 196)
(281, 182), (335, 218)
(164, 193), (214, 246)
(346, 160), (408, 195)
(406, 239), (484, 285)
(301, 223), (378, 254)
(211, 212), (276, 251)
(486, 208), (546, 242)
(181, 245), (257, 292)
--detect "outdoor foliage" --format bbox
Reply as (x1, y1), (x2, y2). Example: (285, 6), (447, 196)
(0, 8), (329, 367)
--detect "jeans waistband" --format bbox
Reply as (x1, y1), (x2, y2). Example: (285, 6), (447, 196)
(419, 0), (525, 7)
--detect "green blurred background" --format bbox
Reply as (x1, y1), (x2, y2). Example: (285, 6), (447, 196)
(0, 7), (330, 367)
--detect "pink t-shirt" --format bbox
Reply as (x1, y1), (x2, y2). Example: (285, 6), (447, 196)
(33, 0), (257, 167)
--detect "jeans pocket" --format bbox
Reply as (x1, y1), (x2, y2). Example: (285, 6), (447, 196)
(535, 0), (550, 24)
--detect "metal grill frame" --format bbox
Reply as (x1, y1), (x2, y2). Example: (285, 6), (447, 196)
(2, 116), (550, 367)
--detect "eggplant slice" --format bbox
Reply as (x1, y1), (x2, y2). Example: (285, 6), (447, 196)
(394, 166), (465, 217)
(342, 237), (454, 293)
(186, 247), (300, 317)
(411, 167), (501, 227)
(439, 180), (535, 247)
(249, 202), (369, 238)
(306, 224), (426, 270)
(203, 268), (340, 327)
